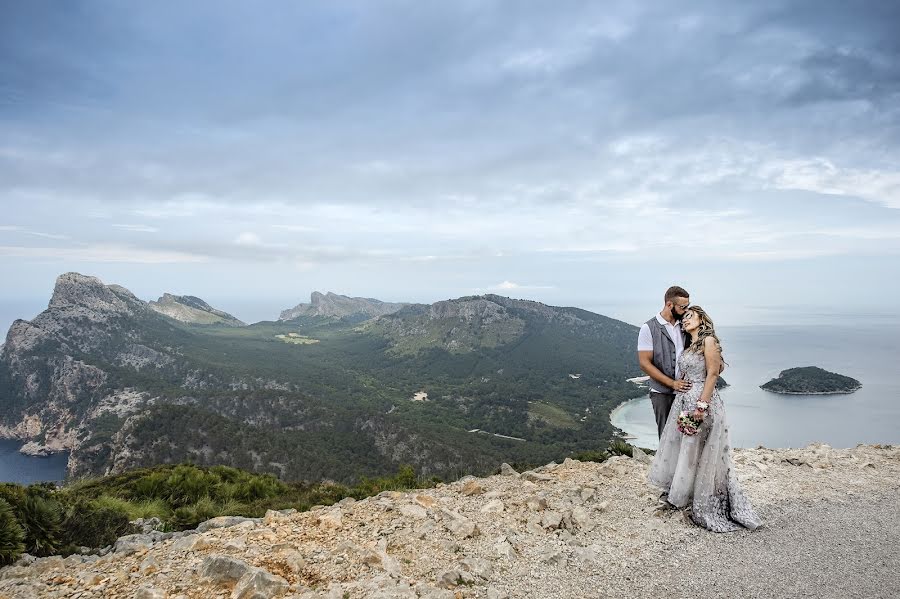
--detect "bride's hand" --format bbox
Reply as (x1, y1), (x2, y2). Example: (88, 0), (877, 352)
(692, 409), (705, 422)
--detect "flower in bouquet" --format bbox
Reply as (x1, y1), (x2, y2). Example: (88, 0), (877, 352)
(676, 410), (702, 436)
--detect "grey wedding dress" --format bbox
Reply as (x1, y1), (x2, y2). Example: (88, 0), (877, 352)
(648, 349), (761, 532)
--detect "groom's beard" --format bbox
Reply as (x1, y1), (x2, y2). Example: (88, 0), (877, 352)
(673, 310), (685, 322)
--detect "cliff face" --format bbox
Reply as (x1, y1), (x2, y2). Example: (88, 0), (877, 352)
(279, 292), (411, 321)
(148, 294), (245, 326)
(2, 444), (897, 599)
(0, 274), (178, 471)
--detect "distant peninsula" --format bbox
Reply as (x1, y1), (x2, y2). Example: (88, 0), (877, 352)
(761, 366), (861, 395)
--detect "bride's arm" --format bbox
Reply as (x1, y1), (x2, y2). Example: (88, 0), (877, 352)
(699, 336), (722, 405)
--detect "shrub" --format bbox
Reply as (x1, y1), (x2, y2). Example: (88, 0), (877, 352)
(61, 500), (131, 550)
(570, 449), (609, 463)
(0, 499), (26, 566)
(606, 439), (634, 457)
(20, 495), (63, 557)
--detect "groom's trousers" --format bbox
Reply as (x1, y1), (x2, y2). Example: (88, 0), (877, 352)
(650, 391), (676, 438)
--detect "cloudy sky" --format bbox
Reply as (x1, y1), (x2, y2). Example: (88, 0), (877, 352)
(2, 0), (899, 331)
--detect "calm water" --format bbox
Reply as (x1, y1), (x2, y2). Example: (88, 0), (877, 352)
(0, 440), (69, 484)
(612, 324), (900, 450)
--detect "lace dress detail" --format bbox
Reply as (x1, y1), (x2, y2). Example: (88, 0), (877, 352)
(647, 350), (761, 532)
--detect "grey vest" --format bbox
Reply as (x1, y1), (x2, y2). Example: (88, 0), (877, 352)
(645, 317), (687, 394)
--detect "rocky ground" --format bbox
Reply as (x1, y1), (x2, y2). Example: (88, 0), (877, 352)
(1, 443), (898, 599)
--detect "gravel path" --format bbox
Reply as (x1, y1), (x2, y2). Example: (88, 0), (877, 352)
(504, 493), (900, 599)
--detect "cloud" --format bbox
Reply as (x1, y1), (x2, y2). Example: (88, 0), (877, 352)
(112, 224), (159, 233)
(488, 281), (555, 291)
(0, 225), (69, 240)
(0, 244), (208, 264)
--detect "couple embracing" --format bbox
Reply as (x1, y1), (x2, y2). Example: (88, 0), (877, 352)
(637, 286), (761, 533)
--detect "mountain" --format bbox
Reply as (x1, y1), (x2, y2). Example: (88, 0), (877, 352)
(0, 273), (643, 483)
(149, 293), (245, 326)
(279, 291), (411, 322)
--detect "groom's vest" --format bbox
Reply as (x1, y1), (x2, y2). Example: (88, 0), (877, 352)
(645, 317), (687, 394)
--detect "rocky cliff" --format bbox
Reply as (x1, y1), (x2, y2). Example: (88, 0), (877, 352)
(149, 294), (245, 326)
(0, 273), (171, 466)
(279, 292), (411, 321)
(1, 443), (897, 598)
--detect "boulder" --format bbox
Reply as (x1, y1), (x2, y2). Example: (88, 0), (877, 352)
(197, 516), (260, 533)
(199, 555), (254, 585)
(499, 463), (518, 476)
(231, 569), (290, 599)
(113, 534), (155, 555)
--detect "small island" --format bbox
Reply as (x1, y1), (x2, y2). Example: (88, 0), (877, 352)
(761, 366), (861, 395)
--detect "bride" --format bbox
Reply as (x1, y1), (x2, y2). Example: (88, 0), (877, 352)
(647, 306), (761, 532)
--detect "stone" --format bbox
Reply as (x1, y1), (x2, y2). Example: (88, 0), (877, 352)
(131, 517), (164, 534)
(231, 569), (290, 599)
(139, 554), (159, 575)
(113, 534), (155, 555)
(399, 504), (428, 520)
(437, 569), (474, 589)
(571, 506), (591, 529)
(197, 516), (260, 533)
(521, 471), (552, 483)
(541, 511), (563, 530)
(597, 500), (609, 512)
(199, 555), (254, 585)
(539, 547), (566, 565)
(524, 495), (548, 511)
(317, 509), (343, 529)
(247, 528), (278, 542)
(134, 587), (166, 599)
(414, 494), (438, 508)
(171, 533), (212, 552)
(417, 586), (455, 599)
(499, 463), (518, 476)
(580, 487), (596, 502)
(459, 557), (493, 579)
(495, 540), (517, 560)
(460, 480), (484, 496)
(573, 545), (602, 564)
(631, 446), (652, 464)
(481, 499), (505, 513)
(223, 536), (248, 551)
(488, 588), (510, 599)
(441, 510), (478, 538)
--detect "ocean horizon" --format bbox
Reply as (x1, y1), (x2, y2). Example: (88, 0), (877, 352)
(611, 322), (900, 450)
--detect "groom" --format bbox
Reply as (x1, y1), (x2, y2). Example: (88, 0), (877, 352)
(637, 286), (692, 438)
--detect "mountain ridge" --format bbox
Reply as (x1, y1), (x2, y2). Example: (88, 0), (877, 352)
(0, 273), (642, 484)
(279, 292), (413, 322)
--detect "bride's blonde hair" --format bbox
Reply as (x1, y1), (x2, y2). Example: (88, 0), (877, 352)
(686, 305), (724, 362)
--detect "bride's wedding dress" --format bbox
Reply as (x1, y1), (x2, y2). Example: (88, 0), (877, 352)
(648, 350), (762, 532)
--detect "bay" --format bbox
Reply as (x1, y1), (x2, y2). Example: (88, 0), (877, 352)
(0, 440), (69, 484)
(612, 323), (900, 450)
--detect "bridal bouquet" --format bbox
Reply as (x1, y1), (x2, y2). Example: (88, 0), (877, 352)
(676, 400), (708, 436)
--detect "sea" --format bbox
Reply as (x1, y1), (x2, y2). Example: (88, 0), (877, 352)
(0, 440), (69, 485)
(611, 323), (900, 450)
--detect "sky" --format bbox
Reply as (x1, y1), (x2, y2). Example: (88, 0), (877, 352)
(2, 0), (899, 332)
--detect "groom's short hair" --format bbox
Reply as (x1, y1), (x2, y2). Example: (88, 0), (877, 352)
(664, 286), (689, 303)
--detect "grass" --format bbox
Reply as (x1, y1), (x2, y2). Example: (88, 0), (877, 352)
(274, 334), (320, 345)
(527, 401), (578, 429)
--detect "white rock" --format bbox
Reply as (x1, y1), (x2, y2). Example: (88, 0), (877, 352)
(481, 499), (505, 513)
(399, 504), (428, 520)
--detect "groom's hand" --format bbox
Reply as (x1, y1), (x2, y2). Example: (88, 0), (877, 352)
(672, 379), (692, 392)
